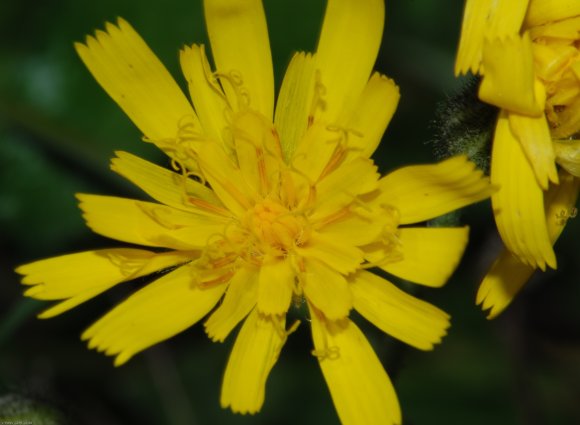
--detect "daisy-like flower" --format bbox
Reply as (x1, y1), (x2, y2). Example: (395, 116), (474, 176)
(17, 0), (493, 422)
(455, 0), (580, 318)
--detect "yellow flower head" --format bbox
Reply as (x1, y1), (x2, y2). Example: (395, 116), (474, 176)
(455, 0), (580, 318)
(17, 0), (493, 422)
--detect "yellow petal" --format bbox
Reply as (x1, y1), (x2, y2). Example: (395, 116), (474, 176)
(204, 266), (258, 342)
(554, 139), (580, 178)
(75, 19), (200, 149)
(257, 258), (294, 316)
(477, 250), (535, 319)
(375, 227), (469, 287)
(346, 73), (400, 159)
(478, 171), (579, 318)
(532, 42), (578, 82)
(479, 33), (543, 116)
(297, 232), (364, 275)
(309, 157), (379, 222)
(490, 111), (555, 269)
(455, 0), (530, 75)
(290, 122), (345, 183)
(274, 51), (316, 161)
(378, 155), (494, 225)
(508, 109), (558, 189)
(525, 0), (580, 27)
(82, 264), (226, 366)
(203, 0), (274, 118)
(350, 271), (450, 350)
(220, 308), (286, 414)
(317, 211), (386, 247)
(309, 310), (401, 425)
(179, 44), (230, 143)
(529, 15), (580, 41)
(196, 142), (253, 216)
(302, 258), (352, 320)
(315, 0), (385, 123)
(232, 110), (283, 198)
(77, 194), (225, 250)
(110, 151), (226, 216)
(17, 249), (191, 318)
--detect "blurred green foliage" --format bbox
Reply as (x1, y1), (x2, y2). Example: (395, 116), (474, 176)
(1, 1), (579, 424)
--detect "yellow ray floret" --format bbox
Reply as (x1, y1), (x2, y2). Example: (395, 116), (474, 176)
(346, 73), (400, 160)
(220, 308), (286, 414)
(378, 155), (495, 225)
(478, 171), (579, 318)
(203, 0), (274, 118)
(350, 271), (451, 350)
(508, 108), (558, 189)
(179, 44), (230, 143)
(77, 194), (227, 250)
(370, 226), (470, 288)
(204, 266), (258, 342)
(82, 264), (226, 366)
(524, 0), (580, 27)
(75, 19), (200, 152)
(274, 51), (316, 159)
(310, 310), (402, 425)
(257, 258), (294, 315)
(479, 33), (543, 116)
(455, 0), (530, 75)
(110, 151), (223, 213)
(315, 0), (385, 123)
(490, 112), (555, 269)
(301, 258), (352, 321)
(17, 249), (192, 318)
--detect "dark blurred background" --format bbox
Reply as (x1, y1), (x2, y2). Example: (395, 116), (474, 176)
(1, 0), (579, 424)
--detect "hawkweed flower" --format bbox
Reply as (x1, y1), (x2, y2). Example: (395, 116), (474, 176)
(455, 0), (580, 318)
(17, 0), (493, 422)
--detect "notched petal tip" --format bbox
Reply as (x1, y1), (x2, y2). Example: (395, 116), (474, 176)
(73, 40), (88, 54)
(351, 271), (451, 351)
(378, 154), (494, 225)
(116, 16), (130, 29)
(220, 309), (286, 415)
(476, 248), (537, 319)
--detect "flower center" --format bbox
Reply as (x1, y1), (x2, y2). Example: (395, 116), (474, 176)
(532, 19), (580, 139)
(243, 200), (305, 255)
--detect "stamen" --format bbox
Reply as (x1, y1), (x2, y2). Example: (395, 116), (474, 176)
(214, 70), (251, 111)
(311, 346), (340, 361)
(319, 145), (347, 181)
(361, 231), (404, 269)
(272, 317), (301, 343)
(210, 253), (238, 269)
(286, 319), (301, 337)
(199, 45), (230, 106)
(105, 252), (146, 277)
(318, 125), (364, 180)
(186, 197), (231, 217)
(317, 206), (352, 228)
(199, 271), (234, 289)
(556, 207), (578, 225)
(137, 204), (183, 230)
